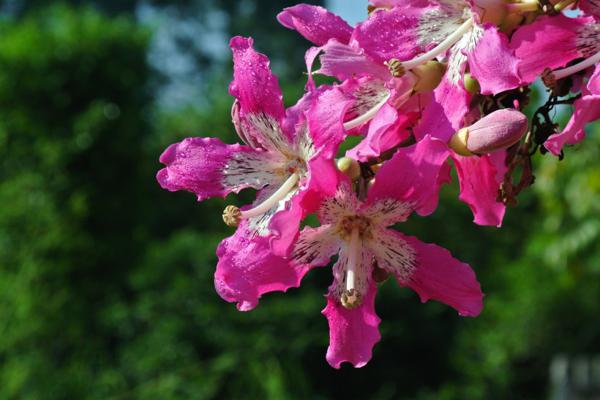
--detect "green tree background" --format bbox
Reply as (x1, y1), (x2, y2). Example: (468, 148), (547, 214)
(0, 2), (598, 399)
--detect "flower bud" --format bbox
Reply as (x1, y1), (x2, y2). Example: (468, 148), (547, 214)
(412, 61), (446, 93)
(449, 109), (528, 155)
(337, 157), (361, 179)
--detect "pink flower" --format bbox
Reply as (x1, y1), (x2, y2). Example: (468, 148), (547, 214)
(511, 14), (600, 85)
(510, 12), (600, 154)
(278, 4), (439, 161)
(545, 64), (600, 155)
(291, 137), (483, 368)
(157, 36), (353, 256)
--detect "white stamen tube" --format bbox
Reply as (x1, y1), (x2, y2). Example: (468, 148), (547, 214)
(240, 173), (299, 218)
(553, 51), (600, 81)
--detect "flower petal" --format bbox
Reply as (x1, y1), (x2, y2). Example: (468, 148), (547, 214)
(323, 282), (381, 369)
(157, 137), (283, 201)
(544, 93), (600, 155)
(316, 40), (391, 81)
(351, 6), (422, 64)
(511, 15), (592, 84)
(414, 74), (472, 142)
(366, 135), (451, 216)
(307, 85), (355, 156)
(291, 225), (341, 267)
(319, 181), (360, 225)
(467, 24), (521, 95)
(346, 102), (402, 161)
(452, 151), (507, 227)
(397, 233), (484, 317)
(277, 4), (353, 46)
(215, 225), (309, 311)
(229, 36), (292, 151)
(368, 228), (416, 280)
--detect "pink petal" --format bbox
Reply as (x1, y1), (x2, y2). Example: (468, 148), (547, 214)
(367, 135), (451, 216)
(267, 190), (307, 257)
(291, 225), (342, 268)
(351, 7), (422, 64)
(277, 4), (353, 46)
(399, 233), (484, 317)
(452, 151), (507, 227)
(511, 15), (592, 84)
(467, 25), (521, 95)
(544, 93), (600, 155)
(323, 282), (381, 368)
(316, 40), (391, 81)
(229, 36), (291, 148)
(414, 75), (472, 142)
(307, 85), (355, 156)
(346, 102), (401, 161)
(157, 137), (281, 201)
(215, 225), (309, 311)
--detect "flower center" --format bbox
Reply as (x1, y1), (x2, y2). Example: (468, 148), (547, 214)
(338, 215), (373, 309)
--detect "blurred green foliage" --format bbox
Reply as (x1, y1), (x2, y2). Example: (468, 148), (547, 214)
(0, 3), (598, 400)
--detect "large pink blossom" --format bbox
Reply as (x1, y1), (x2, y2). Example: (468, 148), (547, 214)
(291, 137), (483, 368)
(157, 37), (352, 256)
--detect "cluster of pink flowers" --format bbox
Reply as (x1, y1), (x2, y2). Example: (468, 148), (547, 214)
(157, 0), (599, 368)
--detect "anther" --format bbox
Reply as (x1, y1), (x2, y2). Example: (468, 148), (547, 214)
(222, 173), (300, 227)
(341, 288), (363, 309)
(222, 205), (242, 227)
(385, 58), (405, 78)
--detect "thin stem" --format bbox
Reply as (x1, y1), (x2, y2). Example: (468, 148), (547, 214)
(240, 173), (299, 218)
(554, 51), (600, 80)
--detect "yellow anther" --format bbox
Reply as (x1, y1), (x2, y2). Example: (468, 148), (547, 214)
(222, 205), (242, 227)
(341, 289), (363, 309)
(385, 58), (405, 78)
